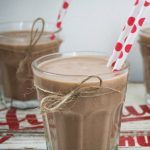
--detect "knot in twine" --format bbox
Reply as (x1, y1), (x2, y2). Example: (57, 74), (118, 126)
(16, 18), (45, 81)
(40, 75), (120, 113)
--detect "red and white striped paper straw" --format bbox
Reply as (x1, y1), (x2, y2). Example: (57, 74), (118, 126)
(113, 0), (150, 71)
(50, 0), (72, 40)
(107, 0), (143, 67)
(56, 0), (72, 29)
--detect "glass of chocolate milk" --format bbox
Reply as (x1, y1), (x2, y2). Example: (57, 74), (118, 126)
(139, 27), (150, 104)
(32, 51), (129, 150)
(0, 19), (62, 109)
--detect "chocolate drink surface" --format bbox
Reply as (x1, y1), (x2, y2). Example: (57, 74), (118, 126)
(33, 53), (128, 150)
(139, 28), (150, 101)
(0, 31), (61, 107)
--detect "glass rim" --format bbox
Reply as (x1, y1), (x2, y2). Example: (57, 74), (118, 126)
(0, 20), (61, 39)
(32, 51), (129, 77)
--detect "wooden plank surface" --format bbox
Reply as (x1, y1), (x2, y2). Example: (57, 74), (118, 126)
(0, 83), (150, 150)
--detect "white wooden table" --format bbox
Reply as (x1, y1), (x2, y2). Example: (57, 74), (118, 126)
(0, 83), (150, 150)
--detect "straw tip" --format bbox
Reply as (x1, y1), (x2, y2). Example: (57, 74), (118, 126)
(112, 69), (119, 72)
(107, 63), (111, 68)
(107, 59), (112, 67)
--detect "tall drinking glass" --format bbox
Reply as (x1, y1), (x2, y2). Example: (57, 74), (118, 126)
(139, 26), (150, 104)
(0, 19), (62, 108)
(32, 51), (129, 150)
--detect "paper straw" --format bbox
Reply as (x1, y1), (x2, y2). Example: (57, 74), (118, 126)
(50, 0), (72, 40)
(113, 0), (150, 71)
(56, 0), (72, 29)
(107, 0), (143, 67)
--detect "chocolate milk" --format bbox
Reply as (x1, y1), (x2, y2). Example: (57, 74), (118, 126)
(139, 28), (150, 95)
(33, 54), (128, 150)
(0, 31), (61, 106)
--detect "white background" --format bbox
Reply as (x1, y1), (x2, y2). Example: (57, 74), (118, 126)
(0, 0), (150, 82)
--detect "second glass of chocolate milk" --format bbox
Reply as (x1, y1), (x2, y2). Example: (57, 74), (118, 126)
(139, 27), (150, 104)
(0, 19), (62, 108)
(32, 51), (129, 150)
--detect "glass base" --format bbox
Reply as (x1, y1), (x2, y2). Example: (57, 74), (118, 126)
(114, 146), (119, 150)
(46, 143), (118, 150)
(0, 96), (39, 109)
(46, 142), (52, 150)
(145, 94), (150, 105)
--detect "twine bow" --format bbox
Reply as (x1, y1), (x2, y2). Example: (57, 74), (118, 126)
(16, 18), (45, 81)
(40, 75), (120, 113)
